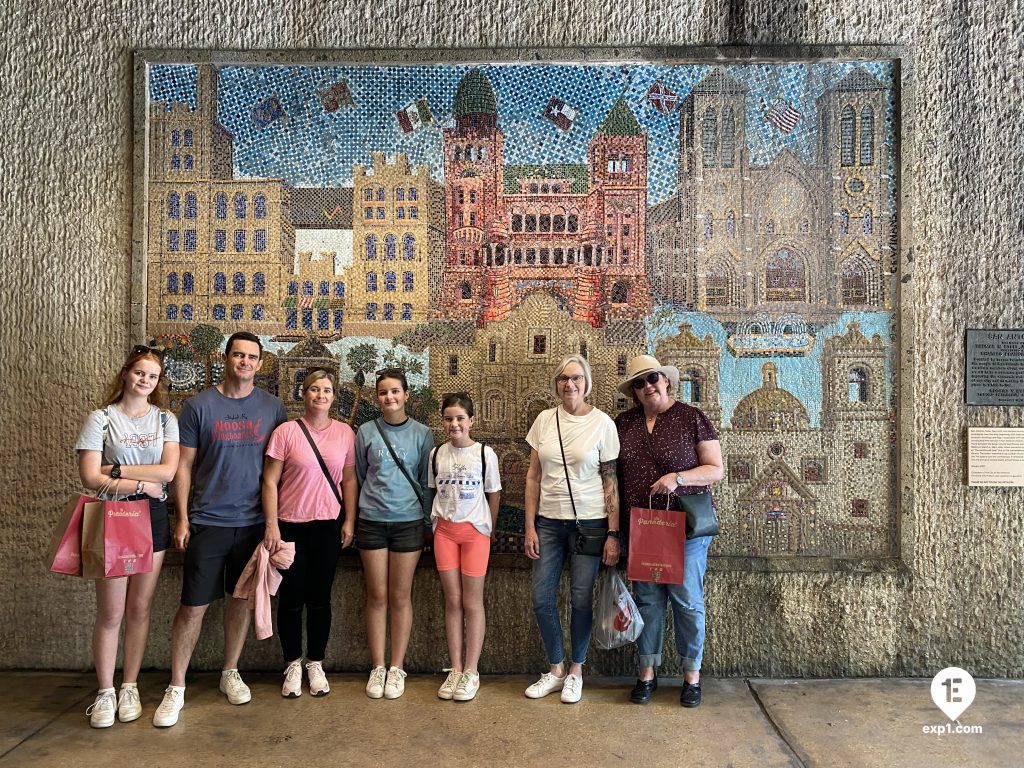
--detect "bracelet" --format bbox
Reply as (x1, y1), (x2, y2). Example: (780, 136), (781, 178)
(136, 480), (145, 496)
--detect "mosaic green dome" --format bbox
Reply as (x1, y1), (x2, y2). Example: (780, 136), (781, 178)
(453, 68), (497, 118)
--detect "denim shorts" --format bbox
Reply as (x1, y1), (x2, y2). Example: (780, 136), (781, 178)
(355, 518), (424, 552)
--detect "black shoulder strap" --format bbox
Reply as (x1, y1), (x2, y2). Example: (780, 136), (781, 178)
(296, 419), (343, 507)
(373, 419), (423, 505)
(554, 409), (580, 522)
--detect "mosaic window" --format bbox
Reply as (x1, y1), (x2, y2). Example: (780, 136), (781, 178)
(765, 249), (805, 302)
(860, 106), (874, 165)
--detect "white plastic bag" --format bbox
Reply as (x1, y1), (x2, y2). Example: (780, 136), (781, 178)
(593, 567), (644, 650)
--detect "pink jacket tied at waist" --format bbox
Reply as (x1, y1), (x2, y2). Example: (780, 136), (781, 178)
(232, 542), (295, 640)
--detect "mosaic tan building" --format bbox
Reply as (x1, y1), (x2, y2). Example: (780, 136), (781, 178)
(345, 152), (444, 338)
(428, 292), (645, 505)
(147, 65), (294, 337)
(657, 322), (891, 557)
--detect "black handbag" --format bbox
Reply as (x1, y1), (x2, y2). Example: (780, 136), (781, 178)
(643, 420), (719, 539)
(554, 410), (608, 557)
(673, 491), (719, 539)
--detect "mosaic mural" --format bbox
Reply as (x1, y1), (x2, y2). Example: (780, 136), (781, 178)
(139, 56), (900, 559)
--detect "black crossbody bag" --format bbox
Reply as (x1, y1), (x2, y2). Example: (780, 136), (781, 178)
(554, 409), (608, 557)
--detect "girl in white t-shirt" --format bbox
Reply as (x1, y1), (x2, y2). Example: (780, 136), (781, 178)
(428, 393), (501, 702)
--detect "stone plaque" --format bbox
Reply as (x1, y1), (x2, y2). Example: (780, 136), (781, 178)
(967, 427), (1024, 486)
(965, 329), (1024, 405)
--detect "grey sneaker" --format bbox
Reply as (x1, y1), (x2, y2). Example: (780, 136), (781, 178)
(117, 683), (142, 722)
(282, 660), (302, 698)
(365, 666), (387, 699)
(306, 661), (330, 697)
(87, 688), (116, 728)
(525, 671), (566, 699)
(383, 666), (407, 699)
(152, 686), (184, 728)
(219, 669), (251, 705)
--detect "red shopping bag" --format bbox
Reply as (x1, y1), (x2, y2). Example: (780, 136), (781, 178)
(627, 497), (687, 584)
(47, 494), (95, 576)
(82, 498), (153, 579)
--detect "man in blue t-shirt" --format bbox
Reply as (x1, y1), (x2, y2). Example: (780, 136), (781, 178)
(153, 332), (287, 728)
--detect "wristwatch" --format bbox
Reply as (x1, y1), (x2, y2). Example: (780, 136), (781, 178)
(675, 472), (686, 486)
(111, 462), (122, 479)
(606, 530), (620, 539)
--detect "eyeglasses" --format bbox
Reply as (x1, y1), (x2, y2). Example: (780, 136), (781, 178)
(556, 374), (585, 385)
(630, 372), (663, 389)
(131, 344), (165, 360)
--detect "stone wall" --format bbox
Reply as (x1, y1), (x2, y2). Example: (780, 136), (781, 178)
(3, 0), (1023, 676)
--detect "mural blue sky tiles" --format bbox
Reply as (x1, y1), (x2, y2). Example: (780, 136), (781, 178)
(149, 61), (895, 205)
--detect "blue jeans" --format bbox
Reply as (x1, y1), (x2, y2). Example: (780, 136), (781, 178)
(633, 535), (711, 671)
(531, 517), (604, 666)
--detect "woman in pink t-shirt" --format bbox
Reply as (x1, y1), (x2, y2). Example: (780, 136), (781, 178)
(262, 370), (357, 699)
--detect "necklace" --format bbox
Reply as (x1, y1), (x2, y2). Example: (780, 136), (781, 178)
(119, 402), (150, 419)
(303, 416), (332, 431)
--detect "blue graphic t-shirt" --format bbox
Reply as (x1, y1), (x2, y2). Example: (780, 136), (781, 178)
(178, 386), (287, 527)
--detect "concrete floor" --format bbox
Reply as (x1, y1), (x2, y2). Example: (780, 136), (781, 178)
(1, 673), (1020, 767)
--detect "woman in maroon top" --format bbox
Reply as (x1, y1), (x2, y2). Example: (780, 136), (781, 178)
(614, 355), (723, 708)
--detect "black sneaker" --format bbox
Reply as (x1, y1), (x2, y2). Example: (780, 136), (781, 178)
(680, 680), (702, 708)
(629, 674), (657, 704)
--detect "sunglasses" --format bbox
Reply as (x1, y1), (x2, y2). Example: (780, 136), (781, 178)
(131, 344), (165, 360)
(630, 372), (663, 389)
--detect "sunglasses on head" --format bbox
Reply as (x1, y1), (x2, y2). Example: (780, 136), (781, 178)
(131, 344), (165, 360)
(630, 372), (662, 389)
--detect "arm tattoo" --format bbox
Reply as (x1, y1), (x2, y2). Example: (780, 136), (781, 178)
(599, 459), (617, 479)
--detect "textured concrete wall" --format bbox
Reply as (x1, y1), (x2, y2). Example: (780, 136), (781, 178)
(3, 0), (1023, 677)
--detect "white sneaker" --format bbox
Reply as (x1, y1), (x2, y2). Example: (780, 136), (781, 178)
(453, 671), (480, 702)
(437, 668), (461, 700)
(525, 671), (566, 699)
(282, 660), (302, 698)
(117, 683), (142, 722)
(152, 686), (184, 727)
(560, 674), (583, 703)
(86, 688), (116, 728)
(383, 666), (407, 699)
(306, 661), (330, 697)
(219, 669), (251, 705)
(365, 665), (387, 699)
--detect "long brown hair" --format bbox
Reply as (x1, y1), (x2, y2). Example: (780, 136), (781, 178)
(100, 348), (169, 409)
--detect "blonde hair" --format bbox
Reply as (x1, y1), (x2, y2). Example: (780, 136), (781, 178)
(552, 354), (593, 397)
(302, 369), (338, 393)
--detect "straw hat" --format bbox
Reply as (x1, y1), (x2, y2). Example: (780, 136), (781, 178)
(617, 355), (680, 396)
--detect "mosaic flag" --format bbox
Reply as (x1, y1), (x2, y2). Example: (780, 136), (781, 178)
(541, 97), (578, 131)
(251, 94), (286, 128)
(763, 97), (802, 134)
(396, 97), (433, 134)
(320, 79), (355, 112)
(645, 80), (679, 115)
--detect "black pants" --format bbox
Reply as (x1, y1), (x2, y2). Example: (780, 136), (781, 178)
(277, 518), (342, 662)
